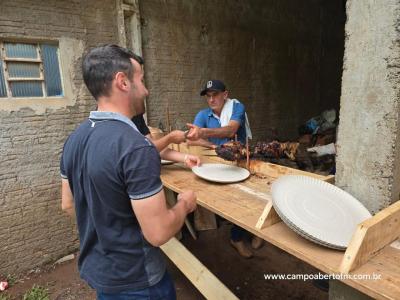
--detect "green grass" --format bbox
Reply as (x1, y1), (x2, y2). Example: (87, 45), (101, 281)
(5, 275), (16, 288)
(22, 285), (49, 300)
(0, 294), (10, 300)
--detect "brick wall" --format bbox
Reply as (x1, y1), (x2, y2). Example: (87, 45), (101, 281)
(0, 0), (119, 274)
(140, 0), (345, 140)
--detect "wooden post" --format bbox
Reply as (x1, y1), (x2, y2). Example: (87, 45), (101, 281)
(166, 103), (171, 133)
(339, 200), (400, 273)
(246, 136), (250, 170)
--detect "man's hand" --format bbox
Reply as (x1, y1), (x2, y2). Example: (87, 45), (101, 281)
(167, 130), (187, 144)
(186, 120), (240, 140)
(184, 154), (201, 168)
(177, 190), (197, 213)
(132, 189), (197, 246)
(186, 123), (203, 141)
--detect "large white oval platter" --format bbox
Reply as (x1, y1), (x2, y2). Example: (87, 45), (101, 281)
(192, 163), (250, 183)
(271, 175), (372, 249)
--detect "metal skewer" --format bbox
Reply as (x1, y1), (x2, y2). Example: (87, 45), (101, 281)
(246, 136), (250, 170)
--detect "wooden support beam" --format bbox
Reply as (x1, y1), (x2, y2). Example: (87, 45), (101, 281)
(194, 206), (217, 231)
(184, 218), (197, 240)
(339, 200), (400, 274)
(255, 201), (282, 230)
(161, 238), (239, 300)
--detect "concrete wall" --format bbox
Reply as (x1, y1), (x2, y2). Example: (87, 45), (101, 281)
(0, 0), (120, 274)
(336, 0), (400, 213)
(140, 0), (345, 140)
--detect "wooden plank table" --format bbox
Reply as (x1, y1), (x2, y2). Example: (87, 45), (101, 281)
(160, 161), (400, 300)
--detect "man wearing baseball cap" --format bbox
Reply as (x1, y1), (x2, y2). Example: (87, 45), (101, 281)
(187, 80), (252, 147)
(187, 80), (262, 258)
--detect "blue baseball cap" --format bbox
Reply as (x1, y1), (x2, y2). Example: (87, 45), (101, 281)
(200, 80), (226, 96)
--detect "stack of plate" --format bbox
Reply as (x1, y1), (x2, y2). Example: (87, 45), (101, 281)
(271, 175), (372, 250)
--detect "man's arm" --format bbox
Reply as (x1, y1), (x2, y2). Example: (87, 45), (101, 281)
(151, 130), (186, 152)
(186, 138), (216, 149)
(186, 120), (240, 140)
(160, 148), (201, 168)
(61, 178), (75, 217)
(131, 189), (196, 246)
(146, 133), (201, 167)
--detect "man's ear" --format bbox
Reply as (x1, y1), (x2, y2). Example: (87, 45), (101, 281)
(115, 71), (129, 92)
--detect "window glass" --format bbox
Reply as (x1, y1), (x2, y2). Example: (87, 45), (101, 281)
(41, 44), (63, 96)
(0, 60), (6, 97)
(5, 43), (38, 59)
(10, 82), (43, 97)
(8, 62), (40, 78)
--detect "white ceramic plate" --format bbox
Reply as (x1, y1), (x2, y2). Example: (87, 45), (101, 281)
(274, 205), (347, 250)
(272, 175), (372, 249)
(161, 159), (174, 165)
(192, 163), (250, 183)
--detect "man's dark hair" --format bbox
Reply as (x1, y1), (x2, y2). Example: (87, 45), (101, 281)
(82, 44), (144, 100)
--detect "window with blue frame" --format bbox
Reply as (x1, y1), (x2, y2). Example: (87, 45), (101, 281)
(0, 42), (63, 98)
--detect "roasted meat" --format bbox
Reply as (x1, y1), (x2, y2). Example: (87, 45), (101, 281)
(215, 141), (246, 161)
(215, 141), (299, 161)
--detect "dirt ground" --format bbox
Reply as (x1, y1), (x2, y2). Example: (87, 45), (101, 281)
(2, 223), (328, 300)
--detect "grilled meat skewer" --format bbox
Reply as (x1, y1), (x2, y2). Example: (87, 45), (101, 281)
(215, 141), (299, 162)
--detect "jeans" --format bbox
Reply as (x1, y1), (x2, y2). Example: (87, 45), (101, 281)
(231, 225), (247, 242)
(97, 271), (176, 300)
